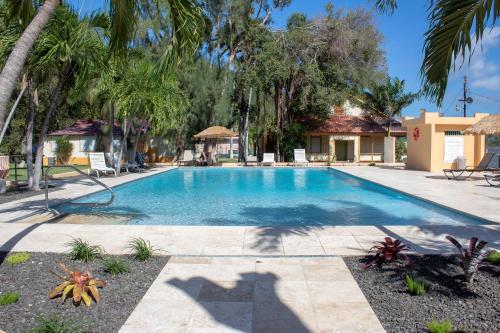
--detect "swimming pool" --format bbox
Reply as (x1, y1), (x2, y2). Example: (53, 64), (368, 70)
(60, 168), (486, 226)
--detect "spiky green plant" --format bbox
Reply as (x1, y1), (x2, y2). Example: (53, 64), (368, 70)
(405, 274), (425, 296)
(128, 237), (158, 261)
(6, 252), (31, 265)
(427, 319), (453, 333)
(102, 257), (129, 276)
(26, 314), (84, 333)
(67, 238), (104, 262)
(0, 291), (19, 305)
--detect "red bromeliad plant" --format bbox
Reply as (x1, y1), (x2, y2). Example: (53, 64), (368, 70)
(363, 237), (410, 269)
(49, 263), (106, 307)
(446, 235), (494, 283)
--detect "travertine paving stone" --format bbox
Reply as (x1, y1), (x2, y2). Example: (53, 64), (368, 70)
(119, 256), (386, 333)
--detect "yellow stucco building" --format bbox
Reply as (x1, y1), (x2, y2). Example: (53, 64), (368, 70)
(403, 111), (489, 172)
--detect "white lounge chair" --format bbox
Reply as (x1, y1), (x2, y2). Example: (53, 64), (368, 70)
(260, 153), (275, 167)
(88, 152), (117, 177)
(293, 149), (309, 166)
(179, 150), (194, 166)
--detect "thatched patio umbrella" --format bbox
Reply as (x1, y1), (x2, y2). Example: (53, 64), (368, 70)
(463, 115), (500, 135)
(194, 126), (237, 163)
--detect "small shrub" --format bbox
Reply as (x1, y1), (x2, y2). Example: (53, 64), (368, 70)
(67, 238), (104, 262)
(27, 314), (84, 333)
(102, 257), (129, 276)
(427, 319), (453, 333)
(446, 235), (494, 283)
(0, 292), (19, 305)
(395, 138), (407, 162)
(50, 263), (106, 307)
(128, 237), (158, 261)
(6, 252), (31, 265)
(363, 237), (410, 268)
(486, 251), (500, 264)
(405, 274), (425, 296)
(55, 136), (73, 165)
(368, 161), (376, 166)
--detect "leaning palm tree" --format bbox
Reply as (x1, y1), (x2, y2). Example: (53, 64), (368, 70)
(357, 77), (419, 137)
(373, 0), (500, 106)
(29, 6), (108, 190)
(0, 0), (204, 134)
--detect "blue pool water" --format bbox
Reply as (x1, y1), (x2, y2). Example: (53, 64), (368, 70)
(59, 168), (486, 226)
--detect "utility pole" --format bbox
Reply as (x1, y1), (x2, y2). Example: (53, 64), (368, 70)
(458, 76), (473, 117)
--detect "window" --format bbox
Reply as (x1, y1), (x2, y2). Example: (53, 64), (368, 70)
(444, 131), (463, 136)
(80, 136), (96, 152)
(310, 137), (322, 153)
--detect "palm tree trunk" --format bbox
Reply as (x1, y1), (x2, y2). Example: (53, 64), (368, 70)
(32, 65), (70, 191)
(131, 121), (145, 162)
(108, 102), (115, 165)
(117, 119), (132, 175)
(261, 93), (268, 159)
(0, 0), (60, 131)
(274, 82), (281, 162)
(25, 78), (36, 189)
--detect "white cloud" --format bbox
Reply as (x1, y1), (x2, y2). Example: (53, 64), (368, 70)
(469, 27), (500, 91)
(471, 75), (500, 90)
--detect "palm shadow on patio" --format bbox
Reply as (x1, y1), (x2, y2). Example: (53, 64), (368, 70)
(168, 272), (312, 333)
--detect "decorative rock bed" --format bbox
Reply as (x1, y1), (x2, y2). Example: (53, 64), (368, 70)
(0, 252), (169, 332)
(344, 255), (500, 333)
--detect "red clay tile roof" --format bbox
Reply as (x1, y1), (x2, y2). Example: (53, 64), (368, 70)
(49, 120), (123, 136)
(306, 115), (406, 136)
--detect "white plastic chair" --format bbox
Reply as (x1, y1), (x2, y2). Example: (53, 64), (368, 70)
(179, 150), (194, 166)
(88, 152), (117, 177)
(260, 153), (276, 167)
(293, 149), (309, 166)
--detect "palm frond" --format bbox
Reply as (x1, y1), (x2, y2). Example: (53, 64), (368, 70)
(371, 0), (398, 14)
(154, 0), (205, 76)
(5, 0), (36, 27)
(108, 0), (138, 54)
(421, 0), (500, 105)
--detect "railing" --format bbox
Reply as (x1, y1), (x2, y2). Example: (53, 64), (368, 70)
(7, 154), (48, 182)
(44, 165), (115, 212)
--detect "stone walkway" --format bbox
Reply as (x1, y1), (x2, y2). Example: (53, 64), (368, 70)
(119, 256), (384, 333)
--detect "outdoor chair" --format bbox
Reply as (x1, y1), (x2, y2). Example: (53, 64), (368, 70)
(121, 160), (142, 173)
(88, 152), (117, 178)
(443, 152), (496, 180)
(293, 149), (309, 166)
(484, 173), (500, 187)
(135, 152), (151, 169)
(178, 150), (195, 166)
(260, 153), (276, 167)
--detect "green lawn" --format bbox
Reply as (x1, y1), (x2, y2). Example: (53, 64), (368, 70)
(8, 164), (88, 181)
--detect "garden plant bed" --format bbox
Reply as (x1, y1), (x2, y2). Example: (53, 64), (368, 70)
(344, 255), (500, 333)
(0, 251), (169, 332)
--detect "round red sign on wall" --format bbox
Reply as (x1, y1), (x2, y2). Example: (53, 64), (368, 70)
(413, 127), (420, 141)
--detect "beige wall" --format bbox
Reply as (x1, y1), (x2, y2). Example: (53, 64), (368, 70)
(403, 111), (488, 172)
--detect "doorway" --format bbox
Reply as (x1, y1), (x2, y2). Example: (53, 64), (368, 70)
(335, 140), (348, 161)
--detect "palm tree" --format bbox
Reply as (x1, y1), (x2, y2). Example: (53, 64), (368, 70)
(373, 0), (500, 106)
(357, 77), (419, 137)
(0, 0), (204, 135)
(29, 6), (107, 190)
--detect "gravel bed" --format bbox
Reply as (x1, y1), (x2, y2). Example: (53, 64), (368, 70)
(0, 252), (169, 332)
(344, 255), (500, 333)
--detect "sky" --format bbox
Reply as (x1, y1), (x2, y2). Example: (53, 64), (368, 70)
(68, 0), (500, 117)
